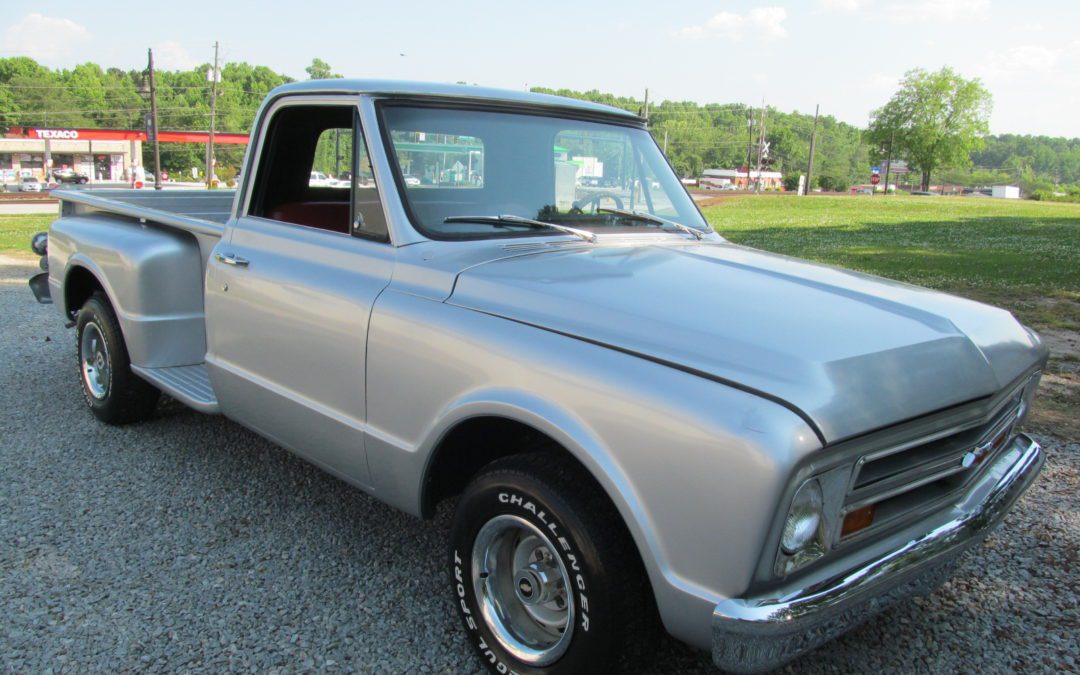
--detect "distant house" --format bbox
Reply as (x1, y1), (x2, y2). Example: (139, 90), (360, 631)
(700, 168), (783, 190)
(991, 185), (1021, 199)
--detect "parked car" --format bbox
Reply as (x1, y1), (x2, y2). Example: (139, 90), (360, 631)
(27, 80), (1047, 675)
(51, 169), (89, 184)
(19, 176), (42, 192)
(402, 174), (421, 186)
(309, 170), (333, 187)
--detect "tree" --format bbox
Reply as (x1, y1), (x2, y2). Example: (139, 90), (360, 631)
(305, 58), (342, 80)
(868, 67), (992, 191)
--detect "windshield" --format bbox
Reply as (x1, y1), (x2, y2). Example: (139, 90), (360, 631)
(380, 104), (709, 238)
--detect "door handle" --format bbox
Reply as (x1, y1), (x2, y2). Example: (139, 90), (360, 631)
(215, 252), (249, 267)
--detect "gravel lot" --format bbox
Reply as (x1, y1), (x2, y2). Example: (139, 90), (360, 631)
(2, 255), (1078, 674)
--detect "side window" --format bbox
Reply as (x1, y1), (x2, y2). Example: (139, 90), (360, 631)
(310, 128), (352, 189)
(389, 130), (484, 189)
(248, 104), (388, 240)
(554, 129), (630, 212)
(554, 129), (676, 216)
(633, 147), (679, 217)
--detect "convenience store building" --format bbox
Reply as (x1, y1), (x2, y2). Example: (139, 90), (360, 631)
(1, 127), (250, 183)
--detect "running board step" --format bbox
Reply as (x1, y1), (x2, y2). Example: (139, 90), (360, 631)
(132, 363), (219, 414)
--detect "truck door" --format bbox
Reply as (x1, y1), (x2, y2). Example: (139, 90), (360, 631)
(205, 99), (393, 488)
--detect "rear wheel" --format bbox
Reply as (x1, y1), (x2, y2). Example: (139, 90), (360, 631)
(450, 452), (658, 673)
(75, 292), (159, 424)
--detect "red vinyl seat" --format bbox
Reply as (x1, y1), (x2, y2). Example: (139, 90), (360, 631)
(265, 201), (349, 233)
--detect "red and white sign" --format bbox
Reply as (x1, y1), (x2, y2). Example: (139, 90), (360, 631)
(870, 174), (881, 185)
(6, 127), (250, 145)
(35, 129), (80, 140)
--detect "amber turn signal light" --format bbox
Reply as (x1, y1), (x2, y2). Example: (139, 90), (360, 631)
(841, 504), (875, 537)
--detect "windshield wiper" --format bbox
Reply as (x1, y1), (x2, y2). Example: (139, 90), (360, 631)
(443, 214), (597, 243)
(598, 207), (707, 240)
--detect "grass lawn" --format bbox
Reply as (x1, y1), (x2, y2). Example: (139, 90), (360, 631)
(702, 195), (1080, 438)
(0, 213), (54, 257)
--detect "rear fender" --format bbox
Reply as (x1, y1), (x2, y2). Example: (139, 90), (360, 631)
(49, 214), (207, 368)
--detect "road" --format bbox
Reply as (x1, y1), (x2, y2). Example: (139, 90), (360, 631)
(0, 202), (59, 215)
(1, 254), (1076, 673)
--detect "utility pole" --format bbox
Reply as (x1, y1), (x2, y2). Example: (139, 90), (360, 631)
(745, 111), (754, 191)
(754, 99), (767, 194)
(882, 128), (895, 196)
(663, 129), (668, 155)
(206, 41), (220, 188)
(804, 104), (819, 196)
(42, 110), (52, 181)
(335, 130), (342, 177)
(147, 49), (162, 190)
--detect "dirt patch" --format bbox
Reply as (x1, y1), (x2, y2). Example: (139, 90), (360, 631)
(942, 291), (1078, 441)
(1028, 326), (1080, 440)
(1040, 327), (1080, 361)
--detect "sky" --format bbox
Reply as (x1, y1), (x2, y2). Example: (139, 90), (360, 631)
(1, 0), (1078, 137)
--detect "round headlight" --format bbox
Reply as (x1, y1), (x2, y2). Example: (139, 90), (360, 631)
(781, 479), (823, 554)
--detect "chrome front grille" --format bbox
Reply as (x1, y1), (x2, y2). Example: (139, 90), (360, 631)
(837, 392), (1025, 542)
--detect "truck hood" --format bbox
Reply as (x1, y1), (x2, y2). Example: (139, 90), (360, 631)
(448, 241), (1046, 443)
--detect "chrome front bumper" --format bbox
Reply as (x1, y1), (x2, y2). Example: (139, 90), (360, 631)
(712, 434), (1043, 673)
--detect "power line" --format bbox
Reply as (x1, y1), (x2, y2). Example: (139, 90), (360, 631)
(661, 140), (758, 146)
(3, 84), (213, 90)
(0, 107), (227, 116)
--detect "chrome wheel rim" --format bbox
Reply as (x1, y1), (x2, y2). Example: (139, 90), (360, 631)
(80, 322), (110, 400)
(471, 514), (574, 666)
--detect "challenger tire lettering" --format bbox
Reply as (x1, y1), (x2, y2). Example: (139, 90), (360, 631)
(452, 456), (637, 673)
(497, 491), (590, 633)
(497, 492), (561, 537)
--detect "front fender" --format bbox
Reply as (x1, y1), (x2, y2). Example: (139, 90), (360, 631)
(364, 291), (821, 650)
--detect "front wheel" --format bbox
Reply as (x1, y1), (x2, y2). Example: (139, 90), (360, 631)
(450, 452), (657, 673)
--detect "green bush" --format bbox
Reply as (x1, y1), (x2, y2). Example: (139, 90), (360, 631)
(216, 165), (238, 183)
(783, 174), (801, 192)
(1030, 188), (1080, 203)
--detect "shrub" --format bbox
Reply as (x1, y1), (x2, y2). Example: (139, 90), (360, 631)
(1030, 188), (1080, 203)
(216, 165), (238, 183)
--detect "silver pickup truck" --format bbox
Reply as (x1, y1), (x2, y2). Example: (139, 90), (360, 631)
(28, 80), (1047, 673)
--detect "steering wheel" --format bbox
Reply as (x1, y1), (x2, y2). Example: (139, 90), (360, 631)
(571, 192), (625, 215)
